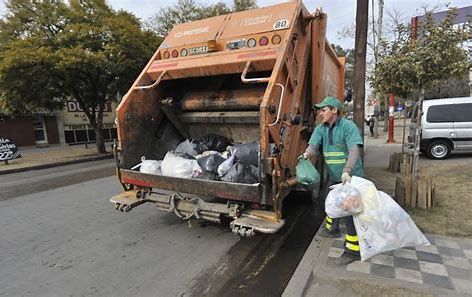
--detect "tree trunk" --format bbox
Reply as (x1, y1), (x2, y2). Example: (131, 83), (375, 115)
(94, 108), (106, 154)
(353, 0), (369, 163)
(412, 87), (424, 176)
(94, 123), (106, 154)
(383, 96), (389, 132)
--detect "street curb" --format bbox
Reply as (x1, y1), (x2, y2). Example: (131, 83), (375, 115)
(282, 221), (326, 297)
(0, 154), (113, 176)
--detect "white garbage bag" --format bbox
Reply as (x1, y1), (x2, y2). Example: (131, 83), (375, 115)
(140, 159), (162, 175)
(174, 139), (200, 157)
(161, 151), (202, 178)
(349, 176), (430, 261)
(217, 154), (235, 177)
(325, 184), (363, 218)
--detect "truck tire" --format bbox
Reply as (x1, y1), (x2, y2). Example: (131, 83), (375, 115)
(426, 140), (451, 160)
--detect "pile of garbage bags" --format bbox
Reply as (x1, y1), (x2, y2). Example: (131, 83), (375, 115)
(134, 134), (260, 184)
(326, 177), (430, 261)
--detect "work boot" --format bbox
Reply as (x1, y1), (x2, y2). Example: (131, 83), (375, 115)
(318, 227), (341, 238)
(334, 252), (361, 265)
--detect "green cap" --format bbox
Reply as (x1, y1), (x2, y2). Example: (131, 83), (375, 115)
(314, 96), (342, 110)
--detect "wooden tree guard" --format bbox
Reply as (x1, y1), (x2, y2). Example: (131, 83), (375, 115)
(389, 152), (413, 174)
(395, 174), (435, 209)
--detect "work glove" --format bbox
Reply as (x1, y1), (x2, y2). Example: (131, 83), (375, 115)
(341, 172), (351, 185)
(302, 152), (311, 160)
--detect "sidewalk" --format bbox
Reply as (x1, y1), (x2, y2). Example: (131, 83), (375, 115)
(0, 143), (113, 175)
(284, 223), (472, 297)
(283, 120), (472, 297)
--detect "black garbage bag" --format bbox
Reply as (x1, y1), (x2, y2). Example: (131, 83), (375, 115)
(221, 162), (259, 184)
(197, 153), (226, 174)
(233, 141), (259, 166)
(199, 134), (232, 152)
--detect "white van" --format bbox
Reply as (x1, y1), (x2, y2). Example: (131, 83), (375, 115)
(409, 97), (472, 159)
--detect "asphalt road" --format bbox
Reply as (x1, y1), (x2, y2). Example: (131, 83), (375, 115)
(0, 163), (322, 297)
(0, 176), (242, 297)
(0, 159), (115, 201)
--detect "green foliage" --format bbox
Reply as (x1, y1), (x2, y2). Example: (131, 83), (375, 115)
(371, 9), (470, 99)
(147, 0), (258, 36)
(233, 0), (257, 12)
(0, 0), (158, 114)
(0, 0), (159, 152)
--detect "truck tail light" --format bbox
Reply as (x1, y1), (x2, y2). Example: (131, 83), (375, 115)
(271, 34), (281, 45)
(163, 51), (170, 59)
(171, 50), (179, 58)
(259, 36), (269, 46)
(247, 38), (257, 48)
(180, 48), (188, 57)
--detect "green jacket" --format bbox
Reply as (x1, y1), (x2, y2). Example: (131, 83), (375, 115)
(308, 118), (363, 182)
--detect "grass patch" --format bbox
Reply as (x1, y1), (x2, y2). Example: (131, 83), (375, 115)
(364, 163), (472, 238)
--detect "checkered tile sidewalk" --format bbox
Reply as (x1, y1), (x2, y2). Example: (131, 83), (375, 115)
(327, 234), (472, 295)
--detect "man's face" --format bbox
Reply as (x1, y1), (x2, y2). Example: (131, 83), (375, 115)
(319, 106), (337, 124)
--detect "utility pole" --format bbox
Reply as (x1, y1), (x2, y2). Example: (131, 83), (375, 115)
(353, 0), (369, 160)
(373, 0), (384, 137)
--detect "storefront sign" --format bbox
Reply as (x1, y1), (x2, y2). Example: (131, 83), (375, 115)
(0, 138), (21, 161)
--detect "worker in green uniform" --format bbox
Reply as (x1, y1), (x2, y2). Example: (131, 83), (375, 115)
(303, 96), (364, 265)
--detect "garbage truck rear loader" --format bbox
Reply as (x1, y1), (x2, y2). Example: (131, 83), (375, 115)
(111, 1), (345, 236)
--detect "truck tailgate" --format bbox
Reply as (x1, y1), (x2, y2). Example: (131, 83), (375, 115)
(120, 169), (262, 202)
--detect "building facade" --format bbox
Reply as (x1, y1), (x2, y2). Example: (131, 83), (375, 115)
(0, 101), (117, 147)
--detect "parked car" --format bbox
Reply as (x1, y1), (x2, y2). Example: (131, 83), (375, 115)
(408, 97), (472, 159)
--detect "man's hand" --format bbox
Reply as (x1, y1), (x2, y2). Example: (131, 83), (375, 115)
(302, 152), (311, 159)
(341, 172), (351, 185)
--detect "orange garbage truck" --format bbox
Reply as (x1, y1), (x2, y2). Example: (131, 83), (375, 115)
(110, 1), (345, 236)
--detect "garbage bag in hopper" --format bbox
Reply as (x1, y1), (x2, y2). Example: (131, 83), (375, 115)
(233, 141), (259, 166)
(195, 171), (218, 181)
(325, 184), (363, 218)
(161, 151), (202, 178)
(349, 176), (430, 261)
(175, 139), (205, 156)
(221, 163), (259, 184)
(139, 159), (162, 175)
(199, 134), (232, 152)
(197, 153), (226, 174)
(217, 154), (235, 177)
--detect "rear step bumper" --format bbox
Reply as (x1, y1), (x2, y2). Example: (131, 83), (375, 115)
(110, 191), (284, 235)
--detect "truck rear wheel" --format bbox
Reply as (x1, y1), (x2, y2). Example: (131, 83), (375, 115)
(426, 140), (451, 160)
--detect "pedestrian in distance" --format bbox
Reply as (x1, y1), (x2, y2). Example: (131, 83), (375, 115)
(368, 116), (375, 137)
(302, 96), (364, 265)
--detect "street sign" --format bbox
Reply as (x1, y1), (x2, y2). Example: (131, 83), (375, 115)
(0, 138), (22, 161)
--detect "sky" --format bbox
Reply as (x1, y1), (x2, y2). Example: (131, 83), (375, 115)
(0, 0), (470, 49)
